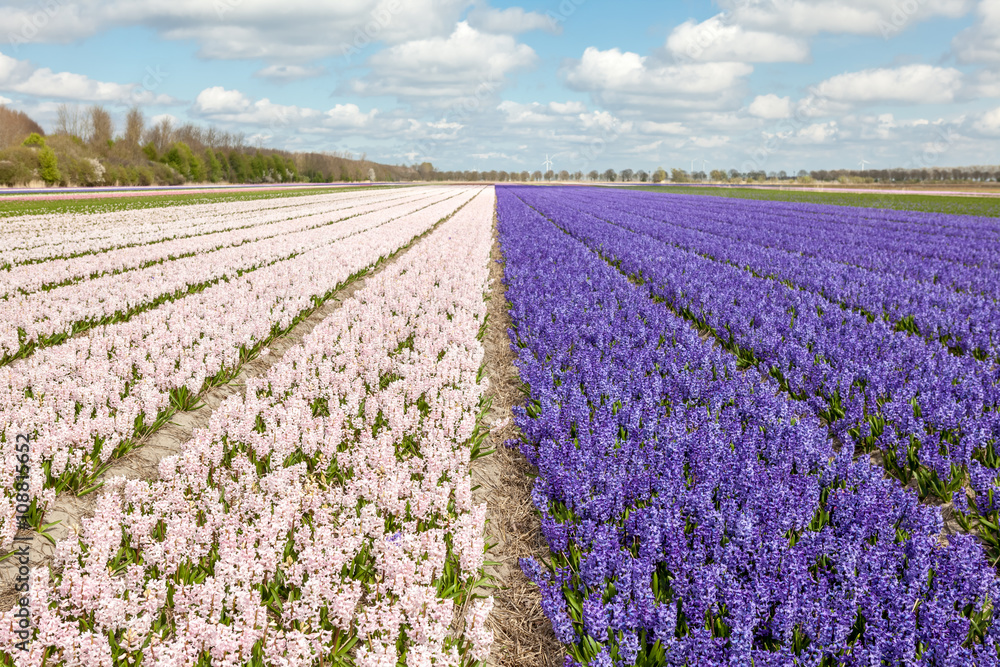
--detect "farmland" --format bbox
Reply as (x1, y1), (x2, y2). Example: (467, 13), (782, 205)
(498, 186), (1000, 665)
(629, 185), (1000, 218)
(0, 186), (498, 666)
(2, 183), (1000, 666)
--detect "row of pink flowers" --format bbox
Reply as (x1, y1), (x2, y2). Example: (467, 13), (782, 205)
(0, 189), (404, 268)
(0, 189), (459, 358)
(0, 186), (497, 666)
(0, 188), (424, 298)
(0, 188), (481, 547)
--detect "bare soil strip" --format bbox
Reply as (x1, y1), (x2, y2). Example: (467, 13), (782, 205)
(0, 214), (446, 612)
(471, 221), (564, 667)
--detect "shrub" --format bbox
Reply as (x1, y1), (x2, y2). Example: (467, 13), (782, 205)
(22, 133), (46, 147)
(38, 146), (61, 185)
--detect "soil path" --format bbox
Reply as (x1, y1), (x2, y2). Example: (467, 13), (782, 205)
(471, 221), (563, 667)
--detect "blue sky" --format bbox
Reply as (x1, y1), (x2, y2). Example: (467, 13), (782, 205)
(1, 0), (998, 173)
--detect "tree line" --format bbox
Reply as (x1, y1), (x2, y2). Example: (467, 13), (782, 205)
(0, 104), (416, 188)
(416, 163), (1000, 184)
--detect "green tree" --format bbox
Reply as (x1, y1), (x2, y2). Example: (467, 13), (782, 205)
(270, 154), (288, 182)
(285, 157), (299, 182)
(164, 142), (192, 179)
(250, 152), (267, 181)
(204, 148), (223, 183)
(22, 133), (45, 147)
(188, 151), (205, 182)
(38, 146), (62, 185)
(229, 151), (251, 182)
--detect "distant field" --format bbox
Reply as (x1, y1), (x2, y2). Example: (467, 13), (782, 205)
(0, 184), (400, 217)
(629, 184), (1000, 217)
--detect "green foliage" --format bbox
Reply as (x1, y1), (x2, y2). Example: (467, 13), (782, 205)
(142, 143), (158, 161)
(164, 142), (195, 179)
(188, 152), (205, 182)
(38, 146), (63, 185)
(0, 146), (39, 186)
(270, 154), (288, 182)
(21, 133), (46, 147)
(228, 151), (251, 182)
(204, 148), (222, 183)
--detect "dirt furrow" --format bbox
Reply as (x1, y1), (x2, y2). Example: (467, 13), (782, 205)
(471, 220), (563, 667)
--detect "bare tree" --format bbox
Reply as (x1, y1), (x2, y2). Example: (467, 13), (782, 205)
(88, 106), (114, 148)
(145, 116), (174, 154)
(123, 107), (144, 146)
(0, 106), (44, 147)
(55, 104), (87, 137)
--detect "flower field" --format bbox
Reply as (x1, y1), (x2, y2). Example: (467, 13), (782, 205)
(497, 186), (1000, 665)
(4, 181), (1000, 666)
(0, 185), (498, 666)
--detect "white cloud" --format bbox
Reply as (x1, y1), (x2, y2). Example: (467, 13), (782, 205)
(667, 15), (809, 63)
(795, 121), (839, 143)
(548, 101), (587, 114)
(325, 103), (378, 128)
(194, 87), (251, 114)
(974, 106), (1000, 134)
(812, 65), (963, 105)
(467, 4), (560, 34)
(748, 94), (793, 119)
(0, 52), (176, 104)
(639, 121), (688, 135)
(717, 0), (973, 37)
(968, 69), (1000, 97)
(0, 0), (473, 63)
(564, 47), (753, 109)
(498, 100), (589, 125)
(254, 64), (325, 82)
(192, 86), (377, 131)
(0, 95), (11, 105)
(578, 110), (632, 133)
(678, 135), (731, 149)
(470, 151), (514, 160)
(353, 22), (535, 101)
(953, 0), (1000, 63)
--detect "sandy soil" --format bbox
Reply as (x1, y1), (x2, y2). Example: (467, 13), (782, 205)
(471, 221), (564, 667)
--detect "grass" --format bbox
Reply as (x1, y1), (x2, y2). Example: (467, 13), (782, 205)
(0, 184), (405, 218)
(626, 185), (1000, 217)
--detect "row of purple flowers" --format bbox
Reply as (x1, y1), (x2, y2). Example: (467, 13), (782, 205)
(497, 186), (1000, 666)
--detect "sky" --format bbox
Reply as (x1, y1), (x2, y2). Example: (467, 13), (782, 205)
(0, 0), (998, 174)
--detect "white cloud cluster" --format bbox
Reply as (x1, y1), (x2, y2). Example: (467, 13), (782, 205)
(565, 47), (753, 110)
(0, 51), (175, 104)
(716, 0), (972, 37)
(193, 86), (377, 130)
(748, 94), (793, 119)
(353, 22), (535, 102)
(811, 65), (964, 105)
(974, 106), (1000, 134)
(466, 4), (560, 34)
(666, 16), (810, 63)
(953, 0), (1000, 63)
(0, 0), (472, 64)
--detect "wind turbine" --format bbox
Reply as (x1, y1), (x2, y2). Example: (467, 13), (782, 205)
(859, 158), (871, 172)
(543, 155), (553, 173)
